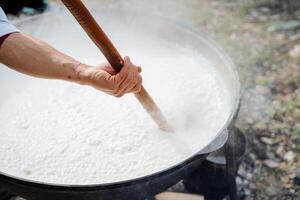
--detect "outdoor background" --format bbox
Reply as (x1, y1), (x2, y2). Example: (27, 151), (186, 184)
(171, 0), (300, 198)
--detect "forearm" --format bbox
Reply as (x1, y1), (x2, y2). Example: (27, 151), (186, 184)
(0, 32), (143, 97)
(0, 32), (88, 83)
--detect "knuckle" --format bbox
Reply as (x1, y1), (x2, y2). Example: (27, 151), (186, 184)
(113, 90), (122, 97)
(112, 88), (119, 95)
(116, 93), (124, 98)
(115, 88), (125, 97)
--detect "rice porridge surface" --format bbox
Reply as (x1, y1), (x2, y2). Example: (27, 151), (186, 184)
(0, 37), (230, 184)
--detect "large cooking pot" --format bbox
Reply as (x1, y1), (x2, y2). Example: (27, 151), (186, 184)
(0, 3), (240, 200)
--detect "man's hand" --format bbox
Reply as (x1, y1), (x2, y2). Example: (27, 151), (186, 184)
(80, 56), (143, 97)
(0, 33), (142, 98)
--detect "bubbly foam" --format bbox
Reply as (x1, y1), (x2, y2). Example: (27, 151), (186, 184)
(0, 14), (230, 184)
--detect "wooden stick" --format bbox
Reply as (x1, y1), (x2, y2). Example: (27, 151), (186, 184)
(61, 0), (172, 131)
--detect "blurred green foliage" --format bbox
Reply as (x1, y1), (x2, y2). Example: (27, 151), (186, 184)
(238, 0), (300, 15)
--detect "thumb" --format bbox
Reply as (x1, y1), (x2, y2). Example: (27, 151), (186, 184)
(100, 64), (117, 75)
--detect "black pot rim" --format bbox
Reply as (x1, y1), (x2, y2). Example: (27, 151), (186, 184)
(0, 8), (240, 191)
(0, 153), (207, 191)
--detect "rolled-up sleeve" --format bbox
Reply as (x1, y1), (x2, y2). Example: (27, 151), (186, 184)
(0, 7), (19, 37)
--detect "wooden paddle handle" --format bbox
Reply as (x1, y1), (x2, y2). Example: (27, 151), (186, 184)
(61, 0), (123, 72)
(61, 0), (171, 131)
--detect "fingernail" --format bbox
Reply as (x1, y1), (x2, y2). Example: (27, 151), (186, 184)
(137, 66), (142, 73)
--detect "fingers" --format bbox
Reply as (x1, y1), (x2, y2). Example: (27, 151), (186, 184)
(137, 66), (142, 73)
(134, 76), (143, 93)
(115, 58), (130, 86)
(125, 75), (143, 94)
(111, 56), (142, 97)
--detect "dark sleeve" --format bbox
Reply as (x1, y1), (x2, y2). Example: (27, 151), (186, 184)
(0, 6), (19, 48)
(0, 32), (15, 48)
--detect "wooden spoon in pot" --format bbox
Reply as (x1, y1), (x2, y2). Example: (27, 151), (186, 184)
(61, 0), (172, 131)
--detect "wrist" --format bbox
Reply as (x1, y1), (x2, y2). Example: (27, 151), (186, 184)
(69, 62), (91, 85)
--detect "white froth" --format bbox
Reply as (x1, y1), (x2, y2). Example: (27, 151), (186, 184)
(0, 26), (230, 184)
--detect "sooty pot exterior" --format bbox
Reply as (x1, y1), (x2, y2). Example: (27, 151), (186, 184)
(0, 154), (207, 200)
